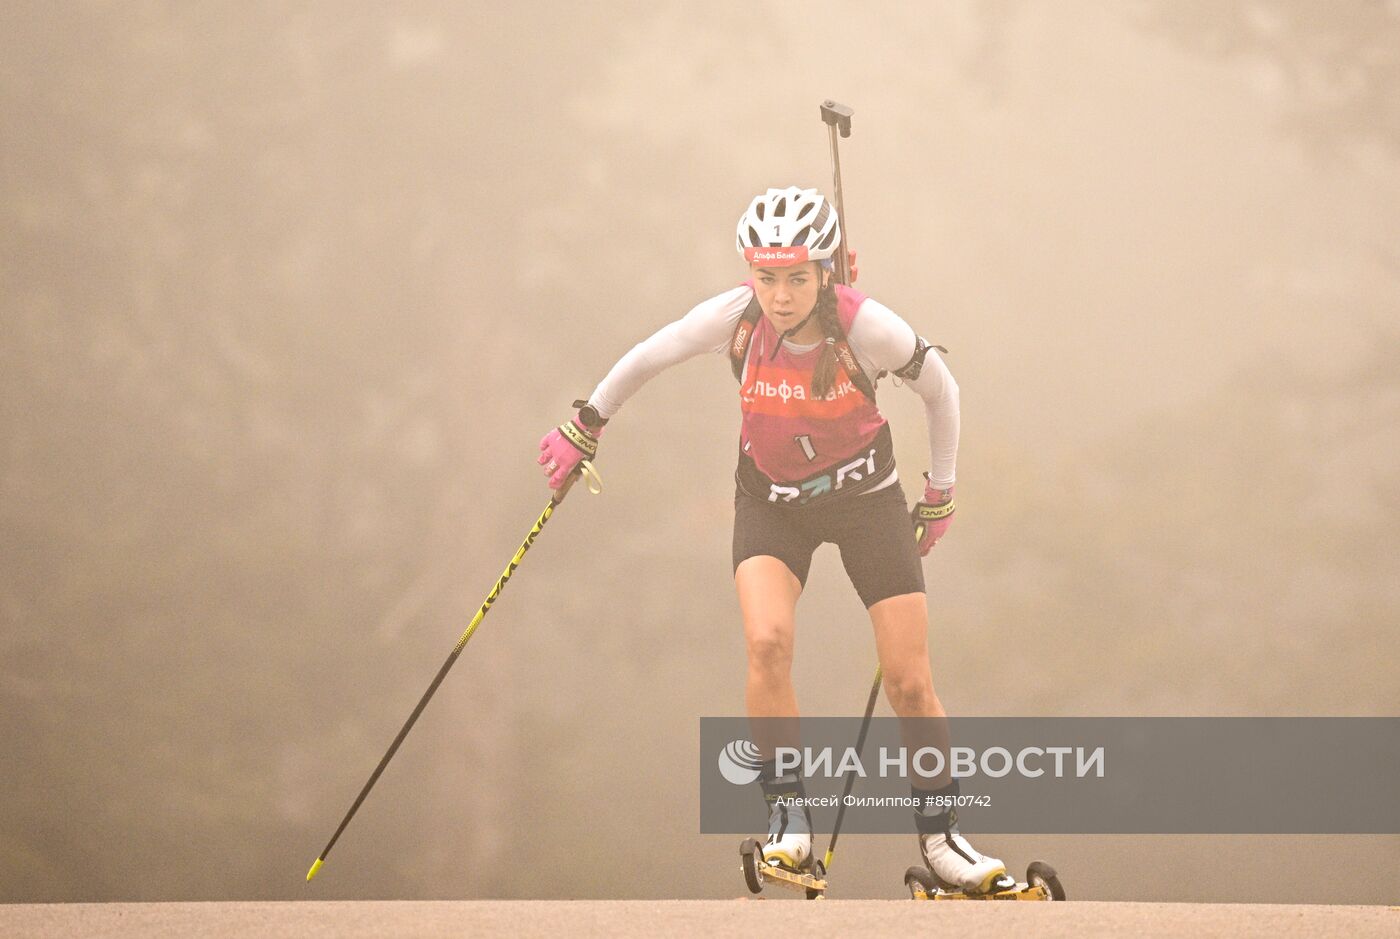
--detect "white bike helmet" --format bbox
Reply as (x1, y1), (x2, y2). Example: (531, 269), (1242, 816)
(735, 186), (842, 265)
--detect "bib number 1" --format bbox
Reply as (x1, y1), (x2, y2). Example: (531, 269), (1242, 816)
(795, 434), (818, 463)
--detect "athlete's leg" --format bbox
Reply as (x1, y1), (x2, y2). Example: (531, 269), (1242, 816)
(834, 485), (1006, 890)
(732, 492), (818, 749)
(869, 590), (952, 788)
(735, 555), (811, 868)
(871, 592), (1005, 890)
(735, 555), (802, 731)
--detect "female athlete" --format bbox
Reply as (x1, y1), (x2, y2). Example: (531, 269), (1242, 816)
(537, 187), (1004, 893)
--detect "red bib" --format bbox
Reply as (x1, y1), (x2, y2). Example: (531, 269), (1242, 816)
(738, 284), (888, 483)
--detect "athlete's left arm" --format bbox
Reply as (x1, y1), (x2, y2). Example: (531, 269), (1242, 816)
(846, 299), (960, 490)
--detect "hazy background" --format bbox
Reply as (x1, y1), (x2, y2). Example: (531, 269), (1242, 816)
(3, 0), (1396, 905)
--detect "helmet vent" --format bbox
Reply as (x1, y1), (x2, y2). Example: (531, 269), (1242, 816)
(747, 226), (761, 247)
(774, 196), (787, 217)
(817, 226), (838, 250)
(795, 201), (815, 222)
(755, 202), (765, 221)
(792, 225), (812, 246)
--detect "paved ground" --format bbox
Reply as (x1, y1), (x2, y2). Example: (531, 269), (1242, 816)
(3, 901), (1398, 938)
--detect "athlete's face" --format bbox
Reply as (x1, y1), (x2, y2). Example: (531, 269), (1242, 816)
(750, 261), (828, 333)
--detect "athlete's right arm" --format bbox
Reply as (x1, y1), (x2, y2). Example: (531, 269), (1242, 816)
(538, 286), (749, 489)
(584, 285), (750, 420)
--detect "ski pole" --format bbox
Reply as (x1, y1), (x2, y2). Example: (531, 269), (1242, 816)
(305, 462), (603, 882)
(820, 664), (882, 875)
(819, 99), (855, 286)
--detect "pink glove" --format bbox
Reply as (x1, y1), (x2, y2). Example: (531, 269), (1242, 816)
(538, 409), (604, 490)
(912, 480), (955, 556)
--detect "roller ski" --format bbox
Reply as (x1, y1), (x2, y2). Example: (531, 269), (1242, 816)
(739, 834), (828, 900)
(903, 812), (1065, 901)
(739, 785), (829, 899)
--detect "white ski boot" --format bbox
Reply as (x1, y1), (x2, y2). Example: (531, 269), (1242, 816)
(763, 799), (813, 870)
(758, 769), (814, 871)
(918, 816), (1007, 894)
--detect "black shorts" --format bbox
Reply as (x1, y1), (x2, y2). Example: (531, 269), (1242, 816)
(732, 479), (926, 608)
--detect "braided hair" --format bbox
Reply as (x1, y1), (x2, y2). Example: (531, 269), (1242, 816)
(809, 274), (843, 399)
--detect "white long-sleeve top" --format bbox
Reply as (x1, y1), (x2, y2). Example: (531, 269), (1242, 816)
(586, 285), (960, 489)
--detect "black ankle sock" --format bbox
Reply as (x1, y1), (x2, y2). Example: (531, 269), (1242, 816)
(760, 772), (807, 805)
(912, 779), (960, 834)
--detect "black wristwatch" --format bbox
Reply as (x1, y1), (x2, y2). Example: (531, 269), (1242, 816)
(572, 400), (608, 432)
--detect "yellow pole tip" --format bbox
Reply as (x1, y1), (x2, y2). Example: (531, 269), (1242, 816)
(306, 858), (324, 882)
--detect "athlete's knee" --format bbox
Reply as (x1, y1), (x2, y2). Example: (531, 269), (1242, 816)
(883, 671), (936, 715)
(746, 628), (794, 676)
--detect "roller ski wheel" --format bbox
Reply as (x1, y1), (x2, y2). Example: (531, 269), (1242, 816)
(806, 859), (827, 900)
(904, 865), (939, 900)
(1026, 860), (1067, 901)
(739, 838), (765, 894)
